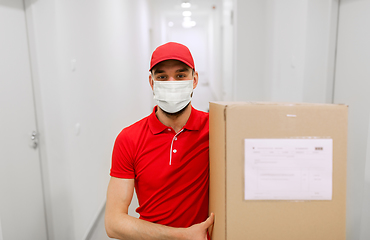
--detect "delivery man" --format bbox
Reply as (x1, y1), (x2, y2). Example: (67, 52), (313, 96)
(105, 42), (214, 240)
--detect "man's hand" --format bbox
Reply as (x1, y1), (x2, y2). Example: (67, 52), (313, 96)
(183, 213), (215, 240)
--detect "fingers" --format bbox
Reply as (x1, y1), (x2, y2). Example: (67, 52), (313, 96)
(204, 212), (215, 228)
(206, 213), (215, 240)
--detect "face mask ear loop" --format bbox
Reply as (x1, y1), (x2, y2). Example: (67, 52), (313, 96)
(169, 129), (184, 165)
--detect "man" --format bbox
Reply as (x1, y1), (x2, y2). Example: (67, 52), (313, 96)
(105, 42), (214, 240)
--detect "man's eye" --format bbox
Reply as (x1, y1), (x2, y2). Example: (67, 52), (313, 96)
(177, 74), (186, 78)
(157, 76), (166, 80)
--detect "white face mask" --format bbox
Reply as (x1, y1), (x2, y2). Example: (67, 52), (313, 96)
(153, 80), (194, 113)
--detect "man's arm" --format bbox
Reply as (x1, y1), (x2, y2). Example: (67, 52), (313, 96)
(105, 177), (214, 240)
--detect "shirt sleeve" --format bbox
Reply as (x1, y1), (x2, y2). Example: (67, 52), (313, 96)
(110, 129), (135, 179)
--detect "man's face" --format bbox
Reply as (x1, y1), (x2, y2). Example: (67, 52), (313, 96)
(149, 60), (198, 90)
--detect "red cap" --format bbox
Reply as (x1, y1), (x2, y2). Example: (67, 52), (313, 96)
(150, 42), (195, 71)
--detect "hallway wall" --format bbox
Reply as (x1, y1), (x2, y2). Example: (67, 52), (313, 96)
(334, 1), (370, 239)
(5, 0), (369, 239)
(234, 0), (338, 103)
(24, 0), (151, 239)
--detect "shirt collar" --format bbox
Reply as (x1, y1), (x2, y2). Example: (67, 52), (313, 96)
(183, 106), (201, 131)
(148, 106), (201, 134)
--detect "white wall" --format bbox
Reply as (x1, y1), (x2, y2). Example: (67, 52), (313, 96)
(266, 0), (309, 102)
(361, 124), (370, 239)
(234, 0), (267, 101)
(334, 1), (370, 239)
(234, 0), (337, 103)
(25, 0), (151, 239)
(303, 0), (338, 103)
(208, 2), (223, 101)
(221, 0), (235, 101)
(0, 217), (2, 240)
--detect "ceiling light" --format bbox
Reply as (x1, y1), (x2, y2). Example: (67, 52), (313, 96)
(182, 20), (196, 28)
(182, 17), (196, 28)
(181, 2), (191, 8)
(182, 11), (192, 17)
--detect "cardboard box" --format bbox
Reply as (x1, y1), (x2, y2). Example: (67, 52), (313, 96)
(209, 102), (347, 240)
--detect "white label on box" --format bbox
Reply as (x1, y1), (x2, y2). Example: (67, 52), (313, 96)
(244, 139), (333, 200)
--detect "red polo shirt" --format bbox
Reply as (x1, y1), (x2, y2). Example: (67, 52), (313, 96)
(111, 106), (209, 228)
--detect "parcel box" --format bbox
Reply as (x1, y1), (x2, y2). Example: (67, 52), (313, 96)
(209, 102), (347, 240)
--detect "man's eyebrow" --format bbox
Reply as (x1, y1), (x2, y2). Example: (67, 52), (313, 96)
(153, 68), (190, 75)
(153, 69), (165, 75)
(176, 68), (191, 73)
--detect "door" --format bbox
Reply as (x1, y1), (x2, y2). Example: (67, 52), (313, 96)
(0, 0), (48, 239)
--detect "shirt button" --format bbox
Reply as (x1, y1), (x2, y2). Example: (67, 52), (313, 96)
(173, 149), (177, 153)
(174, 137), (177, 141)
(167, 128), (171, 131)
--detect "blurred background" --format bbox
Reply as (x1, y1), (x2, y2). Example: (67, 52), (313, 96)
(1, 0), (370, 239)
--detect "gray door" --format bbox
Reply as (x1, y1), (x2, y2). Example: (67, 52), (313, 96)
(0, 0), (47, 239)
